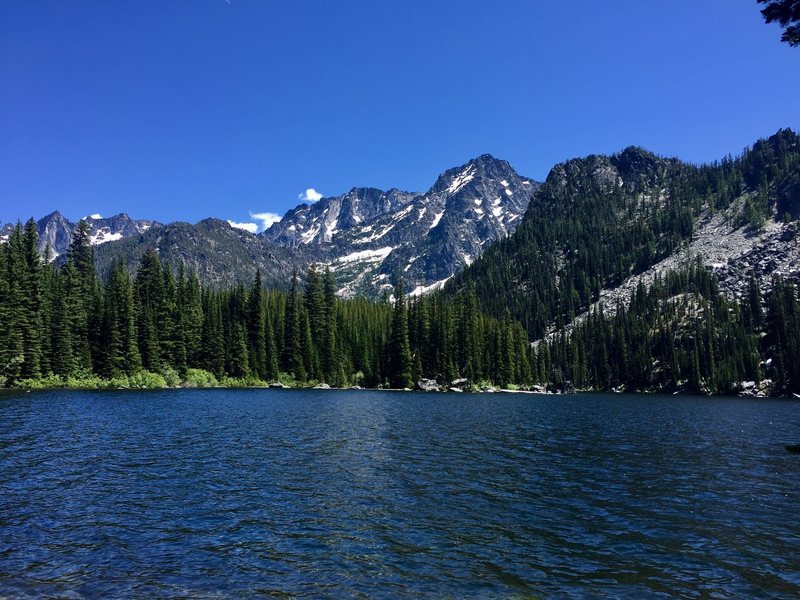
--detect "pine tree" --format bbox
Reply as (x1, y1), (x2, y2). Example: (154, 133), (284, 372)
(304, 266), (325, 342)
(300, 308), (319, 381)
(322, 267), (341, 384)
(264, 291), (280, 381)
(201, 291), (225, 378)
(105, 259), (141, 376)
(20, 219), (42, 379)
(51, 263), (78, 377)
(135, 249), (163, 372)
(2, 225), (26, 383)
(387, 278), (413, 388)
(181, 266), (204, 366)
(65, 222), (95, 374)
(229, 322), (250, 378)
(282, 270), (305, 380)
(248, 270), (268, 380)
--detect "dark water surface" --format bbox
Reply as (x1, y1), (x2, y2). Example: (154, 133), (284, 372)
(1, 390), (800, 598)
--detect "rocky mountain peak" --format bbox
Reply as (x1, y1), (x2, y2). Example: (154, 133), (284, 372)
(611, 147), (667, 187)
(0, 211), (161, 260)
(42, 210), (68, 222)
(429, 153), (519, 196)
(264, 186), (420, 248)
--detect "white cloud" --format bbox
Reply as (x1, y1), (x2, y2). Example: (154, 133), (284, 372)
(227, 220), (259, 234)
(250, 211), (282, 231)
(298, 188), (323, 202)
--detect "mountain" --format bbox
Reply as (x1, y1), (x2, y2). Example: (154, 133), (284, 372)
(0, 223), (13, 243)
(11, 131), (797, 316)
(264, 187), (422, 247)
(81, 154), (538, 294)
(265, 154), (539, 297)
(4, 154), (537, 293)
(93, 218), (306, 290)
(446, 129), (800, 342)
(0, 211), (160, 260)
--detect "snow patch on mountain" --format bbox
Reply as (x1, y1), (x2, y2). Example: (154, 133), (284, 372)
(335, 246), (395, 265)
(446, 164), (476, 194)
(301, 224), (322, 244)
(409, 277), (451, 297)
(429, 211), (445, 230)
(89, 229), (124, 245)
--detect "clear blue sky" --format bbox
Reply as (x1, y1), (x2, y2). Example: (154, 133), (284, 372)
(1, 0), (798, 229)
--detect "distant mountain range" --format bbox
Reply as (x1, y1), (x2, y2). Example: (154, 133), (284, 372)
(3, 154), (539, 296)
(4, 131), (798, 317)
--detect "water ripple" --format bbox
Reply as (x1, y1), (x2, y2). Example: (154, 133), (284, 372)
(1, 389), (799, 598)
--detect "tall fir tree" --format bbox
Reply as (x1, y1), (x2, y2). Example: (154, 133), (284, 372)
(282, 270), (306, 380)
(387, 278), (413, 389)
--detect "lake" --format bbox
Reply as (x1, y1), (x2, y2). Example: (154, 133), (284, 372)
(1, 389), (799, 598)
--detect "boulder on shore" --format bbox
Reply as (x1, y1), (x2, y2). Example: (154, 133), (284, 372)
(417, 378), (440, 392)
(549, 381), (576, 394)
(269, 382), (290, 389)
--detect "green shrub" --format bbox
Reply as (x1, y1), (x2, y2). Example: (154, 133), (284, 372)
(219, 375), (267, 388)
(161, 366), (182, 388)
(108, 375), (132, 389)
(65, 374), (107, 389)
(14, 374), (64, 389)
(127, 371), (167, 389)
(183, 369), (219, 388)
(277, 372), (298, 387)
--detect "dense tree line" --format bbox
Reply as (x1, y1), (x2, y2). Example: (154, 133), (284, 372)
(0, 220), (532, 390)
(1, 217), (798, 395)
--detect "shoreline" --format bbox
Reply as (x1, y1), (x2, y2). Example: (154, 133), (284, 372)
(2, 383), (798, 399)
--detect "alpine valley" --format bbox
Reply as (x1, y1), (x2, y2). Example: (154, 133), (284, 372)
(2, 129), (799, 394)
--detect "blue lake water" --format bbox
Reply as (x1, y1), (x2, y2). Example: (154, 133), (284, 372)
(1, 389), (799, 598)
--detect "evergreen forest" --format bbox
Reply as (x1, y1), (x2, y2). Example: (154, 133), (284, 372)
(1, 216), (799, 396)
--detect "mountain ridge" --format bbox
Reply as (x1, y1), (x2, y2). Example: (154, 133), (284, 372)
(5, 132), (798, 311)
(4, 153), (540, 294)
